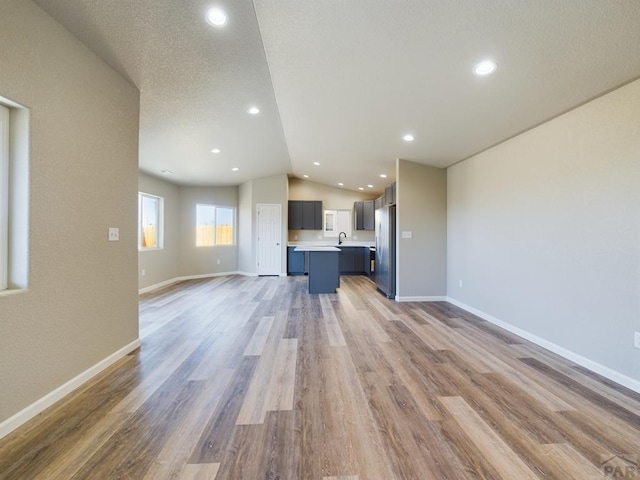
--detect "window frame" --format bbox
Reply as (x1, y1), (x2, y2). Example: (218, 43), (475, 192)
(323, 209), (352, 238)
(0, 104), (9, 290)
(138, 192), (164, 251)
(195, 203), (236, 247)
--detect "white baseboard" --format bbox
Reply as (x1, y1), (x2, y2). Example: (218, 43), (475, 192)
(138, 278), (177, 294)
(138, 271), (257, 294)
(235, 271), (259, 277)
(446, 297), (640, 395)
(0, 338), (141, 441)
(173, 272), (251, 281)
(395, 295), (448, 302)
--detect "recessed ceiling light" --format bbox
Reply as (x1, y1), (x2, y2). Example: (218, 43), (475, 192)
(313, 162), (320, 166)
(380, 174), (387, 178)
(160, 169), (172, 175)
(403, 134), (414, 142)
(206, 8), (227, 27)
(338, 182), (344, 186)
(473, 60), (498, 76)
(248, 106), (260, 115)
(231, 167), (239, 171)
(358, 187), (364, 191)
(367, 184), (373, 188)
(303, 175), (309, 178)
(211, 148), (221, 153)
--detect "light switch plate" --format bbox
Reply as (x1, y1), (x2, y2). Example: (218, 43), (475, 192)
(108, 227), (119, 242)
(402, 231), (412, 239)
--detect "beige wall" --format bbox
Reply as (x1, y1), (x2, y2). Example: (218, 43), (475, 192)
(447, 79), (640, 383)
(238, 174), (289, 275)
(138, 176), (241, 286)
(137, 175), (283, 281)
(252, 175), (289, 274)
(138, 173), (180, 289)
(0, 0), (140, 427)
(396, 160), (447, 299)
(238, 180), (254, 274)
(178, 185), (239, 276)
(288, 177), (377, 242)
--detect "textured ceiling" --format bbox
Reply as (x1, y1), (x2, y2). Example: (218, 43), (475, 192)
(33, 0), (640, 193)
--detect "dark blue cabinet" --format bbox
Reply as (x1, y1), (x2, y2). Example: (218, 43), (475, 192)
(339, 247), (366, 274)
(385, 182), (396, 205)
(288, 200), (322, 230)
(354, 200), (375, 231)
(287, 247), (306, 275)
(308, 250), (340, 293)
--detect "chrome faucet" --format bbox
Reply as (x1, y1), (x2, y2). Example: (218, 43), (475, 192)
(338, 232), (347, 245)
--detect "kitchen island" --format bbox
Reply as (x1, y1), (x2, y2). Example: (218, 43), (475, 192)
(293, 246), (340, 293)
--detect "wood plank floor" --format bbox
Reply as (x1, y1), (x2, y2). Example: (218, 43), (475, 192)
(1, 275), (640, 479)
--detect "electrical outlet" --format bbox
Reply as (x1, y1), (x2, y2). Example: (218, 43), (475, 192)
(216, 259), (220, 265)
(108, 227), (119, 241)
(459, 280), (463, 288)
(635, 332), (640, 349)
(141, 269), (146, 276)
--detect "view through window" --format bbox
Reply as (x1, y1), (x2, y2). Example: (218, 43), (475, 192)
(196, 204), (234, 246)
(138, 192), (163, 250)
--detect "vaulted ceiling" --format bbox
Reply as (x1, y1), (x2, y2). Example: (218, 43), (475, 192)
(34, 0), (640, 194)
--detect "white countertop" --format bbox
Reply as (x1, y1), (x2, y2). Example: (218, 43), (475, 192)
(288, 241), (374, 247)
(294, 246), (341, 252)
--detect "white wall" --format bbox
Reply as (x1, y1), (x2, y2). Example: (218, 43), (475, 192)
(0, 0), (140, 428)
(138, 173), (180, 289)
(447, 79), (640, 384)
(396, 160), (447, 300)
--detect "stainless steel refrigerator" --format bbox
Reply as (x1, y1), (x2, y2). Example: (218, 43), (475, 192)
(375, 204), (396, 298)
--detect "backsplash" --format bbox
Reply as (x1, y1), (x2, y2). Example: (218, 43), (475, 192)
(288, 229), (375, 243)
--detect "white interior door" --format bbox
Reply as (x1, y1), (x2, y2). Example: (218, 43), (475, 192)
(257, 204), (282, 276)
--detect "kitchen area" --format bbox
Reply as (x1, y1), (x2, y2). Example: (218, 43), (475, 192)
(287, 178), (396, 297)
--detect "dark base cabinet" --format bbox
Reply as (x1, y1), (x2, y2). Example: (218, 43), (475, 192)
(291, 246), (373, 276)
(287, 247), (306, 275)
(308, 250), (340, 293)
(338, 247), (366, 274)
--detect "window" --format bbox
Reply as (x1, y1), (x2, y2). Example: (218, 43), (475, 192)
(324, 210), (336, 236)
(196, 204), (235, 246)
(0, 104), (8, 289)
(0, 97), (28, 293)
(323, 209), (352, 238)
(138, 192), (163, 250)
